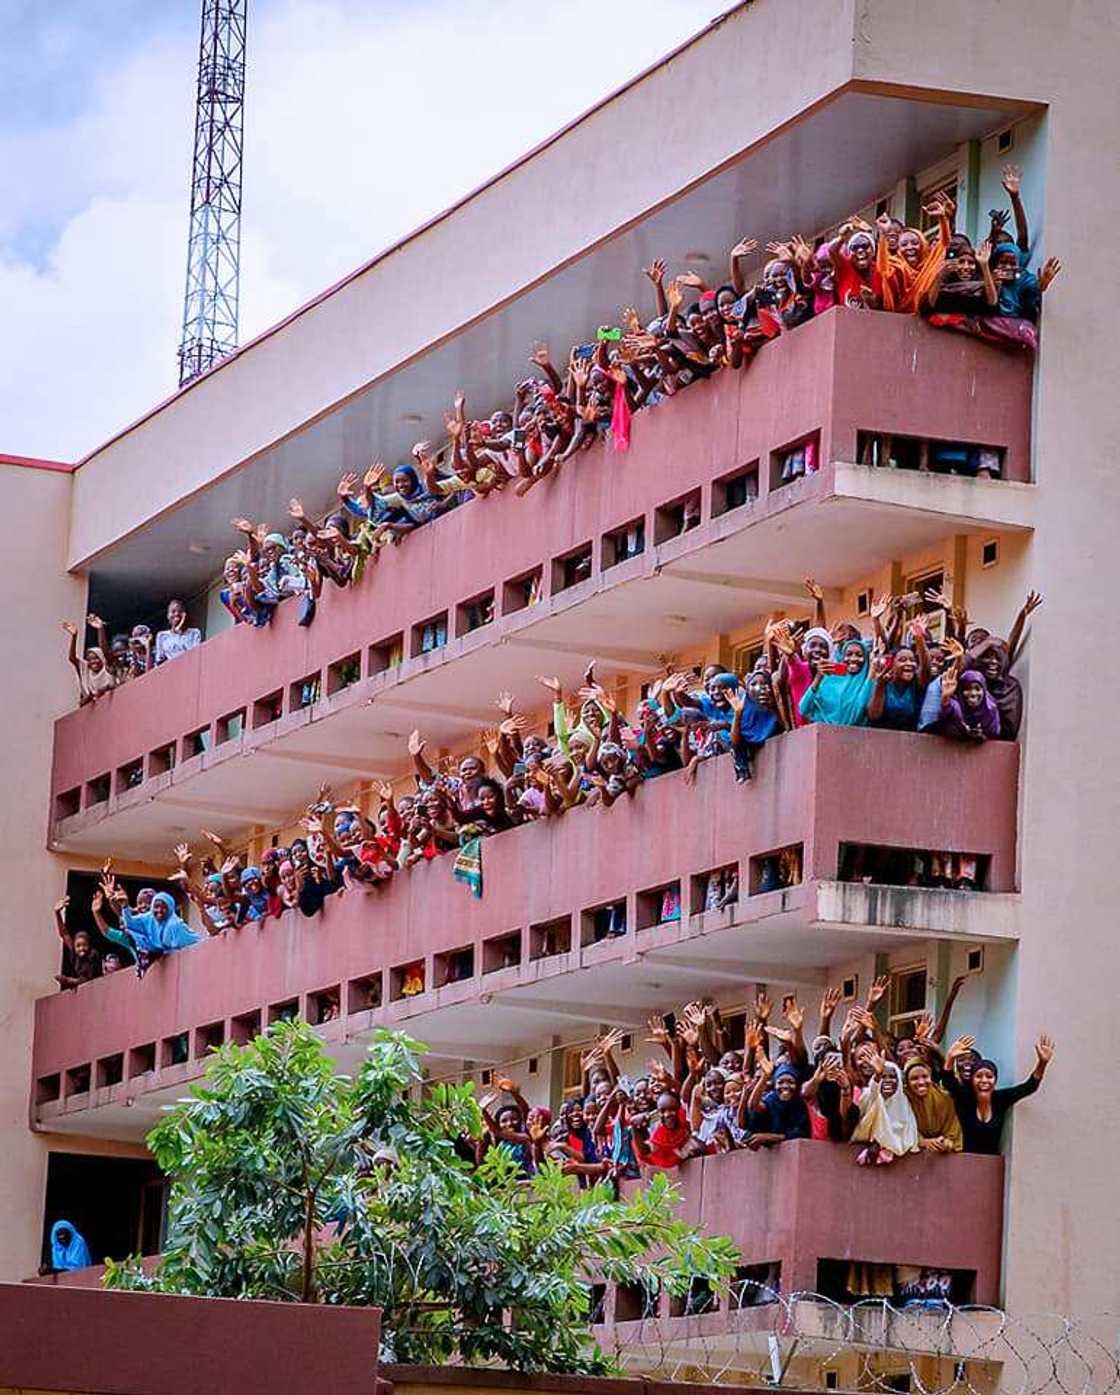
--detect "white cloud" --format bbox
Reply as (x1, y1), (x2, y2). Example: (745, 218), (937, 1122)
(0, 0), (718, 460)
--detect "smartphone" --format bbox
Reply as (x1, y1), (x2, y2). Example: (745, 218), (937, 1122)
(825, 661), (848, 676)
(596, 326), (622, 342)
(572, 344), (596, 360)
(782, 994), (796, 1012)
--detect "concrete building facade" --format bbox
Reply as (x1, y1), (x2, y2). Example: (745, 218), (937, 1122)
(3, 0), (1118, 1348)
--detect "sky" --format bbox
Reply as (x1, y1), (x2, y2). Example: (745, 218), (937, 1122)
(0, 0), (720, 462)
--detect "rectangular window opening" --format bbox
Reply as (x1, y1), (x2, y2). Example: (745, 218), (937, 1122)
(327, 652), (362, 696)
(147, 742), (176, 778)
(230, 1010), (261, 1046)
(390, 960), (426, 1002)
(347, 974), (383, 1013)
(816, 1258), (974, 1306)
(615, 1278), (661, 1323)
(857, 429), (1004, 480)
(731, 1261), (782, 1308)
(552, 542), (593, 594)
(602, 517), (645, 570)
(64, 1064), (91, 1099)
(749, 844), (803, 896)
(127, 1042), (156, 1079)
(114, 758), (144, 795)
(434, 945), (475, 988)
(85, 773), (111, 808)
(182, 726), (210, 760)
(837, 842), (989, 893)
(636, 881), (682, 930)
(268, 998), (299, 1025)
(251, 690), (283, 729)
(369, 633), (404, 676)
(455, 589), (495, 638)
(580, 899), (628, 946)
(770, 431), (820, 492)
(193, 1021), (225, 1059)
(482, 930), (522, 974)
(311, 986), (342, 1025)
(95, 1053), (124, 1089)
(36, 1073), (61, 1105)
(288, 673), (321, 712)
(669, 1275), (718, 1318)
(55, 787), (81, 821)
(654, 489), (702, 543)
(503, 566), (544, 614)
(215, 708), (246, 745)
(691, 863), (739, 915)
(713, 461), (760, 517)
(160, 1033), (190, 1068)
(529, 915), (572, 961)
(411, 611), (449, 659)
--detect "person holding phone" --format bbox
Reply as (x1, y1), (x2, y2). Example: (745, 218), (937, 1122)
(798, 637), (876, 726)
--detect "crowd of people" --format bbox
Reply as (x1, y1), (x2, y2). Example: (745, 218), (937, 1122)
(62, 168), (1058, 703)
(52, 574), (1040, 991)
(471, 983), (1053, 1181)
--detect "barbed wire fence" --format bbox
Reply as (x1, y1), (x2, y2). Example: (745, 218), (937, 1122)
(587, 1281), (1120, 1395)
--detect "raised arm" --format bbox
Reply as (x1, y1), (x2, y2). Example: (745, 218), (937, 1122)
(1000, 165), (1030, 254)
(933, 975), (968, 1045)
(407, 729), (436, 784)
(728, 237), (758, 296)
(1006, 590), (1043, 668)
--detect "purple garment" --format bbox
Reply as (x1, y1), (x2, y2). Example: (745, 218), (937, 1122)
(940, 671), (1001, 741)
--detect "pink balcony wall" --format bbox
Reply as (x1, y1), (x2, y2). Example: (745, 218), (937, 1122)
(32, 726), (1019, 1115)
(49, 310), (1032, 822)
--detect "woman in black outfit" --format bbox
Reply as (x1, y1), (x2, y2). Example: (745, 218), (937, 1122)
(943, 1034), (1054, 1154)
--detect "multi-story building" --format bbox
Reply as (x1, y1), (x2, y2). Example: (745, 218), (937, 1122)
(4, 0), (1118, 1366)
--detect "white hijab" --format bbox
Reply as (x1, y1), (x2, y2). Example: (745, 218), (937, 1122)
(852, 1063), (919, 1155)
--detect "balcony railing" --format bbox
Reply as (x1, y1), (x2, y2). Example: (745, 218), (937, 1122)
(593, 1141), (1005, 1321)
(49, 309), (1034, 854)
(32, 725), (1019, 1128)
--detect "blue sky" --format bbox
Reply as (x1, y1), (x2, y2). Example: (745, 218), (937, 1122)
(0, 0), (718, 459)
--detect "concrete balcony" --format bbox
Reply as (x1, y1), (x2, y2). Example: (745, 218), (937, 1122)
(48, 310), (1035, 860)
(32, 725), (1019, 1139)
(594, 1142), (1005, 1321)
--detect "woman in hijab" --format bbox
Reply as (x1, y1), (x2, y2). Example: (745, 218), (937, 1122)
(121, 891), (202, 957)
(728, 673), (785, 782)
(902, 1058), (962, 1153)
(799, 638), (875, 726)
(967, 638), (1023, 740)
(49, 1220), (92, 1271)
(852, 1057), (919, 1164)
(938, 667), (1001, 742)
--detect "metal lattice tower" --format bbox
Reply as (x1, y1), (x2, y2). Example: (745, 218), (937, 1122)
(178, 0), (247, 387)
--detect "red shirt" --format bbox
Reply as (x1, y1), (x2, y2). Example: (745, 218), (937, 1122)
(638, 1109), (693, 1169)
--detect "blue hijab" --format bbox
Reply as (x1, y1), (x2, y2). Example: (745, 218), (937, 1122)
(122, 892), (202, 952)
(798, 646), (874, 727)
(50, 1220), (92, 1271)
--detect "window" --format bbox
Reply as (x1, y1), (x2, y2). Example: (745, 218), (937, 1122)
(888, 964), (929, 1035)
(732, 639), (765, 676)
(919, 176), (957, 234)
(981, 538), (1000, 568)
(904, 567), (945, 641)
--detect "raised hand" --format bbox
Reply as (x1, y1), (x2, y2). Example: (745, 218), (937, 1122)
(86, 613), (105, 629)
(530, 342), (551, 368)
(499, 714), (528, 737)
(784, 997), (804, 1031)
(803, 576), (824, 601)
(54, 895), (70, 915)
(443, 412), (463, 440)
(1001, 164), (1022, 196)
(1022, 589), (1044, 617)
(1039, 257), (1062, 291)
(869, 593), (892, 621)
(820, 985), (841, 1020)
(407, 729), (426, 757)
(363, 462), (388, 490)
(61, 621), (77, 637)
(91, 890), (104, 914)
(480, 728), (501, 757)
(621, 306), (642, 336)
(754, 991), (772, 1023)
(946, 1034), (976, 1061)
(200, 829), (226, 852)
(642, 257), (667, 286)
(336, 472), (359, 500)
(867, 974), (890, 1006)
(988, 208), (1011, 236)
(730, 237), (758, 259)
(535, 674), (562, 697)
(665, 279), (684, 312)
(645, 1012), (670, 1046)
(1036, 1034), (1055, 1066)
(173, 842), (192, 866)
(875, 213), (894, 235)
(677, 271), (706, 289)
(374, 780), (394, 802)
(288, 497), (306, 519)
(220, 855), (240, 877)
(914, 1012), (935, 1041)
(975, 239), (992, 268)
(231, 516), (255, 533)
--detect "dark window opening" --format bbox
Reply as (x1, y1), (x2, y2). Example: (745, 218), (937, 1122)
(347, 974), (382, 1013)
(713, 461), (760, 516)
(731, 1261), (782, 1308)
(838, 842), (989, 892)
(230, 1010), (262, 1045)
(411, 611), (449, 658)
(816, 1258), (974, 1306)
(552, 542), (593, 593)
(529, 915), (572, 960)
(669, 1275), (718, 1317)
(114, 758), (143, 794)
(389, 961), (426, 1002)
(327, 652), (362, 696)
(215, 708), (245, 745)
(85, 773), (110, 808)
(749, 844), (803, 895)
(503, 566), (543, 614)
(614, 1277), (662, 1322)
(161, 1033), (189, 1068)
(288, 673), (321, 711)
(602, 518), (645, 569)
(268, 998), (299, 1025)
(434, 946), (475, 987)
(456, 590), (495, 637)
(857, 429), (1004, 479)
(193, 1021), (225, 1059)
(182, 725), (210, 759)
(95, 1054), (124, 1089)
(41, 1152), (166, 1272)
(148, 742), (177, 777)
(581, 899), (627, 945)
(311, 986), (341, 1024)
(770, 432), (820, 491)
(369, 633), (404, 675)
(637, 881), (682, 930)
(692, 864), (739, 915)
(483, 931), (522, 973)
(654, 490), (702, 543)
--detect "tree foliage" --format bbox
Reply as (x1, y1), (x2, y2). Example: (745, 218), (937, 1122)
(106, 1021), (737, 1372)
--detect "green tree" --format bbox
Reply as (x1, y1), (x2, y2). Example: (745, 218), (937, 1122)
(106, 1021), (737, 1372)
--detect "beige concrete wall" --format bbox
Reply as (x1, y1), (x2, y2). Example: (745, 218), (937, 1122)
(0, 463), (84, 1278)
(855, 0), (1120, 1319)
